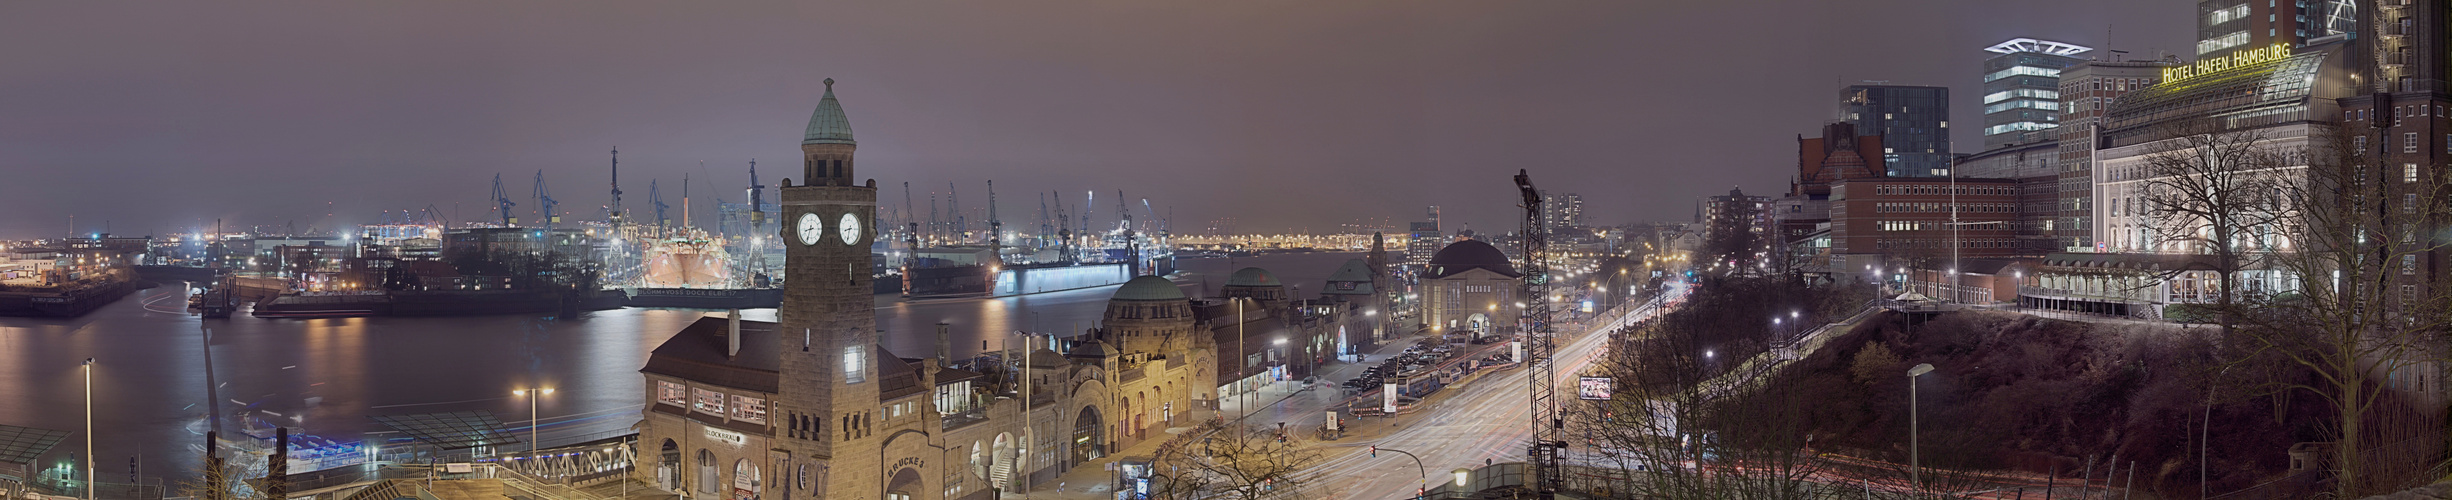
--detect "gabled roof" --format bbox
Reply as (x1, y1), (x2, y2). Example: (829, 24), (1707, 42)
(1324, 259), (1375, 296)
(642, 316), (782, 394)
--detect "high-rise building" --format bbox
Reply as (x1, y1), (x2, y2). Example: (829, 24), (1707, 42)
(2053, 58), (2175, 252)
(1406, 206), (1442, 267)
(1842, 85), (1953, 177)
(1981, 39), (2091, 149)
(2197, 0), (2356, 59)
(2341, 0), (2449, 316)
(1540, 191), (1584, 229)
(1703, 187), (1771, 268)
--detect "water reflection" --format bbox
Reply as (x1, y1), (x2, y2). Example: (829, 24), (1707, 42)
(0, 252), (1362, 482)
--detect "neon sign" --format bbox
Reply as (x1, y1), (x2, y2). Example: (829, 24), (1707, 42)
(2162, 43), (2294, 83)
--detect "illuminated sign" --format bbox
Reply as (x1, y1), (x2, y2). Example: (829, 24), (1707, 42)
(2162, 43), (2294, 83)
(704, 427), (748, 446)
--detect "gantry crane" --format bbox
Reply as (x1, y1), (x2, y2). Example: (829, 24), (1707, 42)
(648, 179), (671, 228)
(533, 170), (560, 229)
(1514, 169), (1562, 498)
(493, 173), (519, 226)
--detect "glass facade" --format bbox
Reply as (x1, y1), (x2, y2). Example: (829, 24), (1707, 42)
(1982, 47), (2085, 149)
(1842, 85), (1952, 177)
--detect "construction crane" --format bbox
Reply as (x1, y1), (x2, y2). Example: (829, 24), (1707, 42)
(421, 204), (452, 230)
(648, 179), (671, 228)
(746, 160), (767, 225)
(492, 173), (519, 226)
(533, 170), (560, 229)
(949, 182), (964, 242)
(980, 180), (1000, 248)
(609, 147), (624, 223)
(1038, 192), (1053, 248)
(1514, 169), (1562, 498)
(746, 160), (769, 276)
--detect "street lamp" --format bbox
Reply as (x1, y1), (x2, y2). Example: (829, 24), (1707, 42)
(82, 358), (93, 500)
(1907, 363), (1935, 489)
(1453, 467), (1471, 488)
(512, 387), (555, 453)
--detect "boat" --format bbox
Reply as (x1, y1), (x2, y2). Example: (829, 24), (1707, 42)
(624, 227), (784, 309)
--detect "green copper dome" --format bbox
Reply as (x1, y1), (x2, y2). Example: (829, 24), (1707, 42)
(1112, 276), (1186, 301)
(803, 78), (856, 146)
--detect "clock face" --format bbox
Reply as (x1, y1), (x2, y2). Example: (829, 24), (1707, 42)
(796, 212), (823, 246)
(837, 213), (863, 245)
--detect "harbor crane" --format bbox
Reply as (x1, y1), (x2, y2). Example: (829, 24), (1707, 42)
(492, 173), (519, 226)
(986, 180), (1002, 251)
(648, 179), (671, 228)
(609, 147), (624, 223)
(533, 170), (560, 229)
(1514, 169), (1562, 498)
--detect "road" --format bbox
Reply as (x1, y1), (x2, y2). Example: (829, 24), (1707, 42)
(1281, 283), (1688, 499)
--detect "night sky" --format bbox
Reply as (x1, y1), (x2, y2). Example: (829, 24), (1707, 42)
(0, 1), (2191, 240)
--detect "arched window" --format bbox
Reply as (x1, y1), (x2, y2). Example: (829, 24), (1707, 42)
(696, 449), (718, 494)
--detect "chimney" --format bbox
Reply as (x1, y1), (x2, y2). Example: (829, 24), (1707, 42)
(727, 309), (742, 358)
(935, 321), (952, 368)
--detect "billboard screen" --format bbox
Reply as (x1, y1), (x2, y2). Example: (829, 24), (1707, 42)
(1577, 377), (1614, 400)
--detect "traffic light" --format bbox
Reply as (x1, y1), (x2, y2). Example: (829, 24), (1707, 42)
(1370, 445), (1378, 458)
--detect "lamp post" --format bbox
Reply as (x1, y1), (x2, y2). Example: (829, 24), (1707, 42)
(1907, 363), (1934, 490)
(1236, 298), (1248, 420)
(511, 387), (554, 453)
(83, 358), (93, 500)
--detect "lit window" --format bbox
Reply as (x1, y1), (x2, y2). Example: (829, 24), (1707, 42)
(657, 381), (689, 407)
(733, 395), (768, 424)
(693, 388), (726, 415)
(2408, 163), (2421, 183)
(844, 345), (867, 384)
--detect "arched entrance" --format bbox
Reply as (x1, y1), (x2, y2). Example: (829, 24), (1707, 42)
(884, 467), (922, 500)
(658, 440), (680, 492)
(1466, 313), (1490, 338)
(1072, 406), (1105, 464)
(730, 459), (761, 500)
(990, 433), (1017, 491)
(696, 450), (718, 495)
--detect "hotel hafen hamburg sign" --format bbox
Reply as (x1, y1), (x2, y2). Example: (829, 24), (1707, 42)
(2162, 43), (2294, 83)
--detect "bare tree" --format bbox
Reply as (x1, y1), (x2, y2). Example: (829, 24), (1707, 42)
(1570, 275), (1848, 499)
(1141, 421), (1321, 500)
(2221, 124), (2452, 497)
(2135, 118), (2296, 333)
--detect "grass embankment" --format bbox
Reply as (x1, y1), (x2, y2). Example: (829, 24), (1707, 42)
(1734, 310), (2340, 499)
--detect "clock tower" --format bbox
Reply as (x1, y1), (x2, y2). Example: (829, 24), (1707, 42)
(774, 78), (889, 499)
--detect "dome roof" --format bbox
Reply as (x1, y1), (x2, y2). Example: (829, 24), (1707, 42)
(1112, 276), (1186, 301)
(803, 78), (856, 146)
(1426, 239), (1522, 279)
(1226, 267), (1281, 287)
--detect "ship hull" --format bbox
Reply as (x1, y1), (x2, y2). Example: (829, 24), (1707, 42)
(624, 287), (783, 309)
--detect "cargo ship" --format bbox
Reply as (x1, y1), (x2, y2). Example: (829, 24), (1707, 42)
(624, 228), (783, 309)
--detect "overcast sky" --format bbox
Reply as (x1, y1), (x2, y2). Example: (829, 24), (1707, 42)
(0, 0), (2193, 240)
